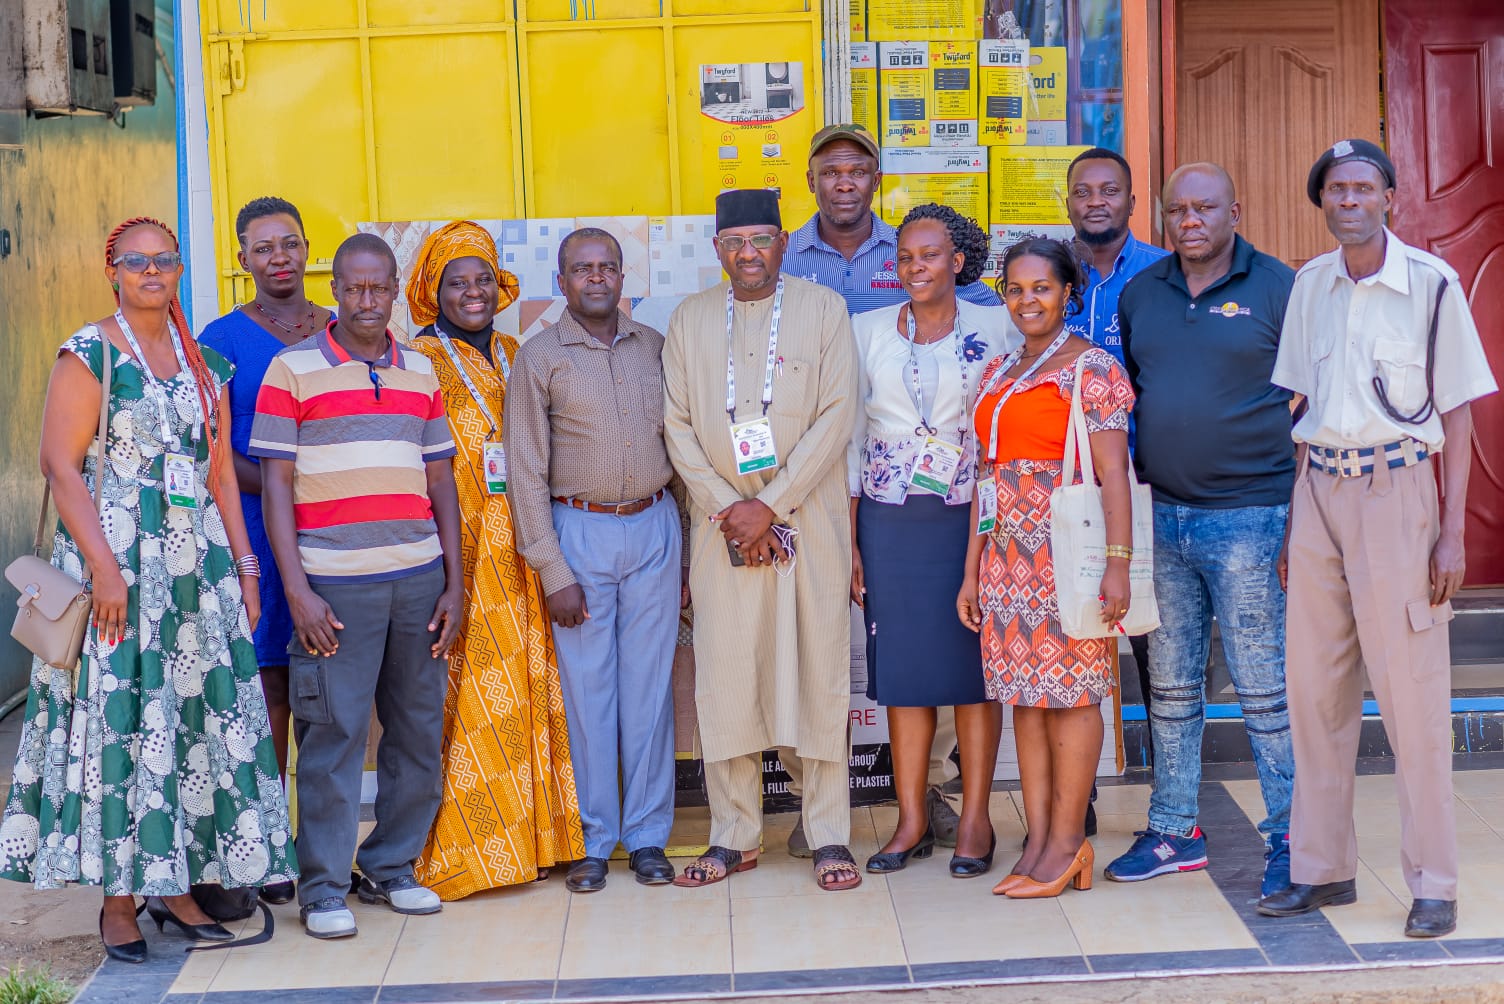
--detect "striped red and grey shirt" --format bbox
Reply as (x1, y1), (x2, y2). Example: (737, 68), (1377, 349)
(249, 324), (456, 584)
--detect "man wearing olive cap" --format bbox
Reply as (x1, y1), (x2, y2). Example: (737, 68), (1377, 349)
(1257, 139), (1498, 938)
(662, 189), (862, 891)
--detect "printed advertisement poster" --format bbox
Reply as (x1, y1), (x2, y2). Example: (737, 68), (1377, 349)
(881, 146), (989, 228)
(868, 0), (980, 40)
(700, 61), (811, 207)
(989, 144), (1089, 225)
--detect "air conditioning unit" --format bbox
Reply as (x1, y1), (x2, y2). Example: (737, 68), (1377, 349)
(21, 0), (115, 116)
(111, 0), (154, 106)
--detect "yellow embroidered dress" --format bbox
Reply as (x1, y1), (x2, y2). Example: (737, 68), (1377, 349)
(412, 330), (585, 897)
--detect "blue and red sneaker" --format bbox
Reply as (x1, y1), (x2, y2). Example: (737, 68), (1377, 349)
(1104, 828), (1209, 882)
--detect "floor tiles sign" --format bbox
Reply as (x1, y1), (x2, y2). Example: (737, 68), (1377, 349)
(700, 62), (813, 206)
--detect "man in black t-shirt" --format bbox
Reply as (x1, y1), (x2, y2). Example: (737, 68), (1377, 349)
(1103, 163), (1297, 901)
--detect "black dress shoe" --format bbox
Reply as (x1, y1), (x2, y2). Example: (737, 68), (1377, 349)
(260, 880), (296, 906)
(1405, 898), (1457, 938)
(949, 833), (997, 878)
(1257, 879), (1357, 917)
(865, 828), (935, 874)
(566, 857), (609, 893)
(145, 896), (235, 941)
(99, 906), (148, 964)
(629, 847), (675, 885)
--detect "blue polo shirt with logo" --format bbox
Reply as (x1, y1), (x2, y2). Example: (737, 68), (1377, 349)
(784, 212), (1001, 315)
(1119, 234), (1297, 508)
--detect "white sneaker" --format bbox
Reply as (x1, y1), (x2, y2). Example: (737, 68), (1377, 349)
(301, 897), (357, 939)
(357, 874), (442, 915)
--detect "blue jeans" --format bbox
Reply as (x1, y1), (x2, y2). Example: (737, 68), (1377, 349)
(550, 496), (681, 859)
(1146, 502), (1294, 838)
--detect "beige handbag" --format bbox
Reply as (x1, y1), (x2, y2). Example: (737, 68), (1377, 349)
(6, 332), (112, 680)
(1049, 353), (1160, 640)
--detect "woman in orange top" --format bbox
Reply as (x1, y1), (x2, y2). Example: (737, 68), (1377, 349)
(958, 238), (1135, 900)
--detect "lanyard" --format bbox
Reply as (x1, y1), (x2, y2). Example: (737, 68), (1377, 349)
(433, 327), (505, 441)
(902, 300), (967, 437)
(725, 277), (785, 422)
(978, 327), (1071, 463)
(115, 310), (200, 448)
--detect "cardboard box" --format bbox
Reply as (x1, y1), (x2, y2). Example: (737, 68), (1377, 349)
(1027, 46), (1068, 145)
(988, 144), (1090, 227)
(978, 39), (1029, 146)
(879, 145), (989, 229)
(851, 0), (866, 40)
(879, 42), (931, 147)
(984, 222), (1076, 279)
(851, 43), (879, 137)
(867, 0), (980, 41)
(930, 41), (977, 119)
(931, 119), (979, 146)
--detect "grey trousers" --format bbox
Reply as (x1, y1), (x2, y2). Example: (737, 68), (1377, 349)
(288, 566), (448, 905)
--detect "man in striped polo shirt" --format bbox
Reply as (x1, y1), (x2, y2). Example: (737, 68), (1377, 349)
(252, 233), (465, 940)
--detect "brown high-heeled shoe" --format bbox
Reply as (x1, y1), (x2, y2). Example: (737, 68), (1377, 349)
(992, 872), (1028, 895)
(1004, 841), (1094, 899)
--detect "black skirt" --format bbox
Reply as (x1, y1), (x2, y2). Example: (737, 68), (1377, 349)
(858, 493), (987, 707)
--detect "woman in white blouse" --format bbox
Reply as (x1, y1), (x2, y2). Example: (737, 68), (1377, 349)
(850, 204), (1021, 877)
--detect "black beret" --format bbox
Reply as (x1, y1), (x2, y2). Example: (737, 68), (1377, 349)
(715, 189), (782, 232)
(1307, 139), (1396, 206)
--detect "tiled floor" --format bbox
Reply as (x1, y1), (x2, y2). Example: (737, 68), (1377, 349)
(75, 763), (1504, 1004)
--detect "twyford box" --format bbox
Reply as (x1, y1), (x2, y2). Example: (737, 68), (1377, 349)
(868, 0), (980, 41)
(852, 0), (866, 40)
(929, 40), (978, 147)
(851, 43), (879, 136)
(879, 42), (931, 147)
(979, 39), (1030, 146)
(984, 223), (1077, 279)
(931, 119), (979, 146)
(1027, 46), (1068, 145)
(988, 144), (1090, 232)
(880, 146), (989, 229)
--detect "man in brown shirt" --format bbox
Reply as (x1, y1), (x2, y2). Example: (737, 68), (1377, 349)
(505, 228), (680, 893)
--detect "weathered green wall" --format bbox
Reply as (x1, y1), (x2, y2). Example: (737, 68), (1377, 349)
(0, 2), (178, 700)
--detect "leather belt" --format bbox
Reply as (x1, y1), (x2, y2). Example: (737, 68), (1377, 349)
(1307, 438), (1429, 478)
(552, 488), (665, 516)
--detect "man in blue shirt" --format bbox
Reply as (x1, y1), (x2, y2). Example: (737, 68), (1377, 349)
(783, 123), (1001, 315)
(1104, 163), (1297, 899)
(1064, 147), (1168, 775)
(781, 124), (997, 859)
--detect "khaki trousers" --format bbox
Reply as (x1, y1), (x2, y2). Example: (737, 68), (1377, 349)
(705, 749), (851, 851)
(1286, 456), (1456, 900)
(929, 708), (959, 787)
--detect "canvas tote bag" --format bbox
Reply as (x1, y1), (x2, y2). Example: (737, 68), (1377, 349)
(1049, 354), (1159, 639)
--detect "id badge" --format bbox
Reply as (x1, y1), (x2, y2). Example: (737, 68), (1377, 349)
(483, 442), (508, 495)
(975, 476), (997, 535)
(909, 437), (964, 497)
(164, 452), (198, 509)
(730, 418), (779, 475)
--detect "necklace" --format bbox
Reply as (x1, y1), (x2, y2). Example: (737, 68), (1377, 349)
(254, 298), (318, 334)
(904, 304), (959, 344)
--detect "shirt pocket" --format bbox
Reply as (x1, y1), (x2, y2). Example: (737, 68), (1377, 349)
(769, 358), (812, 419)
(1372, 335), (1427, 417)
(638, 374), (665, 430)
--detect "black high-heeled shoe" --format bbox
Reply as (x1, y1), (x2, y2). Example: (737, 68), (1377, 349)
(865, 827), (936, 873)
(949, 832), (997, 878)
(145, 896), (235, 942)
(99, 903), (148, 964)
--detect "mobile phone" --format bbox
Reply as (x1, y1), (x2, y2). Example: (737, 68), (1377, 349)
(726, 538), (746, 566)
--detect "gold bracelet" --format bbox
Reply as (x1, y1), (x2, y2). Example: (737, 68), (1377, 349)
(1105, 545), (1133, 560)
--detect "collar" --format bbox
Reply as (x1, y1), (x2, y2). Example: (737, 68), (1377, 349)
(317, 320), (404, 369)
(1335, 228), (1410, 294)
(791, 211), (896, 258)
(553, 308), (641, 348)
(1166, 234), (1256, 296)
(1085, 231), (1142, 283)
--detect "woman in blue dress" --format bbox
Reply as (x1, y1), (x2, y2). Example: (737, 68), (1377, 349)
(199, 197), (331, 905)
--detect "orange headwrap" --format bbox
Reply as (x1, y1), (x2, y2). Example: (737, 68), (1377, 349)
(404, 220), (521, 328)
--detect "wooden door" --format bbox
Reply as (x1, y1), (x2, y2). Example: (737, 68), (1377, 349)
(1386, 0), (1504, 586)
(1173, 0), (1381, 267)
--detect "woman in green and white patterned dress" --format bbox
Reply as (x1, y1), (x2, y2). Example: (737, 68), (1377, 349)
(0, 218), (296, 963)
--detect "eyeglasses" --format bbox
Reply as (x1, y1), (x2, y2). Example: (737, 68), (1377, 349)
(112, 251), (182, 273)
(715, 234), (779, 251)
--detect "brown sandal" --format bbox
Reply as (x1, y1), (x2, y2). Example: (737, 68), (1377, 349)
(671, 845), (757, 888)
(813, 845), (863, 891)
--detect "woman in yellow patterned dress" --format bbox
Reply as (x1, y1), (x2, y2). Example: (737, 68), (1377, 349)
(405, 221), (585, 897)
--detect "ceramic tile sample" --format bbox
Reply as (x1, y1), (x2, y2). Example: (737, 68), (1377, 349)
(499, 217), (573, 300)
(576, 215), (651, 298)
(649, 215), (722, 296)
